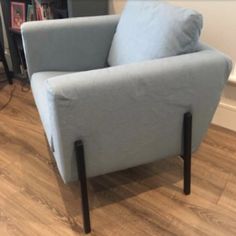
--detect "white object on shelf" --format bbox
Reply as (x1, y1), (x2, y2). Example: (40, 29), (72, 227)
(228, 64), (236, 85)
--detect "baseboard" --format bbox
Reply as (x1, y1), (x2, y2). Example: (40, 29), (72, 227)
(212, 102), (236, 132)
(229, 74), (236, 86)
(212, 67), (236, 131)
(228, 64), (236, 85)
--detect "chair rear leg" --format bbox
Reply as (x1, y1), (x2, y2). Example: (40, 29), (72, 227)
(0, 42), (12, 84)
(183, 112), (192, 195)
(75, 140), (91, 234)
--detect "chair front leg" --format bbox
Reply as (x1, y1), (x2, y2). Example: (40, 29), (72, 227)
(183, 112), (192, 195)
(75, 140), (91, 234)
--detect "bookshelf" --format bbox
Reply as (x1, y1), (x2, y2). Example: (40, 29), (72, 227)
(1, 0), (68, 77)
(1, 0), (108, 79)
(1, 0), (21, 74)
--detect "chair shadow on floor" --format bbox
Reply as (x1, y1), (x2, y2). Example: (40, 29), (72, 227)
(46, 140), (184, 233)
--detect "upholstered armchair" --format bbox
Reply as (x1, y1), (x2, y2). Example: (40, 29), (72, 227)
(22, 11), (232, 234)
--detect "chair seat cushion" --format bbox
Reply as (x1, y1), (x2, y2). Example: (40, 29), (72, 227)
(108, 0), (203, 66)
(31, 71), (73, 144)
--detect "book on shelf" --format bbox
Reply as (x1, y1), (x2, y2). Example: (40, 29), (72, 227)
(35, 0), (54, 20)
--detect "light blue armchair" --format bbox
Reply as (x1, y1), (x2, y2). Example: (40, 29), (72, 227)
(22, 14), (232, 234)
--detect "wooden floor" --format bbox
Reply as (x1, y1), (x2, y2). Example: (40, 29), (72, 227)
(1, 78), (236, 236)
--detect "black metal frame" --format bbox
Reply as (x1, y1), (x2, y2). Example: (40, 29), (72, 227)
(74, 112), (192, 234)
(182, 112), (192, 195)
(0, 14), (12, 84)
(0, 40), (13, 84)
(75, 140), (91, 234)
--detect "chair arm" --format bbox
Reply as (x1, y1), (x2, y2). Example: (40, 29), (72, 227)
(45, 47), (232, 182)
(21, 15), (119, 78)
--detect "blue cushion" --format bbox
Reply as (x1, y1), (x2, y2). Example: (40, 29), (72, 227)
(108, 0), (203, 66)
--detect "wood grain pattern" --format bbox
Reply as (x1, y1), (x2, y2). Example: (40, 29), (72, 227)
(0, 78), (236, 235)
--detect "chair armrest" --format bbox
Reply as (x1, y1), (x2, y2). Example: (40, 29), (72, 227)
(22, 15), (119, 78)
(45, 47), (232, 182)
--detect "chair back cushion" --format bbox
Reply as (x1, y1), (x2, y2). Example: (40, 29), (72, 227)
(108, 0), (203, 66)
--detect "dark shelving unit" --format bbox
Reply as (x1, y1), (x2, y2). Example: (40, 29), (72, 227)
(1, 0), (108, 80)
(1, 0), (68, 78)
(1, 0), (23, 74)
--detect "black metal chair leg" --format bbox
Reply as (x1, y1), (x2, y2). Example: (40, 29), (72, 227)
(2, 56), (13, 84)
(183, 112), (192, 195)
(75, 140), (91, 234)
(0, 41), (13, 84)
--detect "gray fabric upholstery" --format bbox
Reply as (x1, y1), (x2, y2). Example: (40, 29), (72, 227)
(31, 71), (73, 143)
(22, 15), (232, 183)
(45, 46), (231, 183)
(22, 15), (119, 78)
